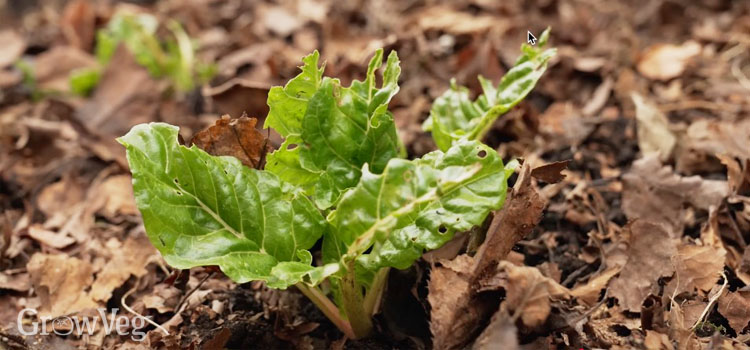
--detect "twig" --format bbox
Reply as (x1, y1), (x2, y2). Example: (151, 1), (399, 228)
(691, 271), (728, 330)
(121, 280), (170, 336)
(174, 271), (215, 314)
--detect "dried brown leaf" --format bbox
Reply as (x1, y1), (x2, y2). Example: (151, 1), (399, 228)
(192, 115), (270, 169)
(472, 308), (519, 350)
(609, 221), (677, 312)
(718, 290), (750, 333)
(623, 155), (728, 236)
(531, 160), (570, 184)
(27, 253), (98, 317)
(637, 41), (701, 81)
(90, 234), (155, 302)
(632, 93), (676, 161)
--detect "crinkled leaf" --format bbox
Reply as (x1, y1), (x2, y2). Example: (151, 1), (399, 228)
(266, 49), (405, 209)
(118, 123), (335, 289)
(424, 28), (556, 151)
(326, 140), (511, 272)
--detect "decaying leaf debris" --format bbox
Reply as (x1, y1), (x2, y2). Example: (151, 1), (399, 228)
(2, 0), (750, 349)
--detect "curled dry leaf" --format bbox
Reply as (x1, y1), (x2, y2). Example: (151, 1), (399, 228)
(27, 253), (98, 317)
(637, 41), (701, 81)
(479, 261), (570, 328)
(430, 164), (548, 349)
(609, 221), (677, 312)
(191, 115), (270, 169)
(631, 93), (676, 161)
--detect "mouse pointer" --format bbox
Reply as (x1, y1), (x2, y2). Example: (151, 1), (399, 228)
(527, 31), (537, 45)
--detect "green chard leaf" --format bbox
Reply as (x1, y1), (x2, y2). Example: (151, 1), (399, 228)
(266, 49), (405, 209)
(423, 28), (556, 151)
(118, 123), (337, 289)
(326, 139), (512, 273)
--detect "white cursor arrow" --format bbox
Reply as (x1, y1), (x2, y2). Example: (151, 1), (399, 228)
(527, 31), (537, 45)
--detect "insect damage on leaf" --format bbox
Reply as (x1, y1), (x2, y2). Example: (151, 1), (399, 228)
(118, 123), (336, 289)
(192, 114), (271, 169)
(423, 27), (556, 151)
(119, 42), (538, 338)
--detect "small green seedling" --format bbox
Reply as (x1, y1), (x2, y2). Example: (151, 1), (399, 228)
(70, 11), (216, 96)
(119, 33), (554, 339)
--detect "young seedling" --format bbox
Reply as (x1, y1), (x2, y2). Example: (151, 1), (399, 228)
(119, 33), (554, 339)
(70, 11), (216, 96)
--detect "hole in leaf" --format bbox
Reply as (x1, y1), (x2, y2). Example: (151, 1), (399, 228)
(477, 150), (487, 158)
(438, 225), (447, 234)
(223, 170), (228, 175)
(173, 178), (179, 184)
(287, 143), (298, 150)
(158, 236), (166, 246)
(176, 191), (183, 195)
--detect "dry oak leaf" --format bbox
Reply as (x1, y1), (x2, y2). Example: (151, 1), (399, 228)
(609, 221), (677, 312)
(192, 115), (270, 169)
(28, 253), (98, 318)
(637, 41), (701, 81)
(718, 290), (750, 333)
(90, 234), (156, 302)
(27, 224), (75, 249)
(479, 261), (569, 328)
(530, 160), (570, 184)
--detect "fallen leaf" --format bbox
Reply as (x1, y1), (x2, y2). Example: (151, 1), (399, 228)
(538, 102), (594, 147)
(644, 330), (674, 350)
(531, 160), (570, 184)
(192, 115), (270, 169)
(479, 261), (570, 328)
(90, 175), (139, 218)
(718, 290), (750, 333)
(677, 119), (750, 174)
(76, 44), (161, 137)
(609, 221), (677, 312)
(571, 266), (620, 306)
(60, 0), (96, 51)
(27, 225), (75, 249)
(429, 254), (490, 350)
(205, 79), (271, 128)
(90, 234), (155, 302)
(0, 30), (25, 68)
(472, 308), (519, 350)
(637, 41), (701, 81)
(33, 46), (97, 92)
(27, 253), (98, 317)
(142, 284), (181, 313)
(0, 272), (30, 292)
(622, 155), (728, 236)
(631, 93), (676, 161)
(670, 243), (725, 295)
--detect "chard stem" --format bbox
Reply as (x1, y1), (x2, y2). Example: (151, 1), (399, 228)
(295, 283), (355, 339)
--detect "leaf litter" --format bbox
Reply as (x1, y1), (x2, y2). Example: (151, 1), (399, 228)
(1, 0), (750, 349)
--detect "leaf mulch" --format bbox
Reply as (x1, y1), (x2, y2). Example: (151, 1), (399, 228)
(1, 0), (750, 349)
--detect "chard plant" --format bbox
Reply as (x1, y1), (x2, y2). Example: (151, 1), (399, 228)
(119, 30), (554, 339)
